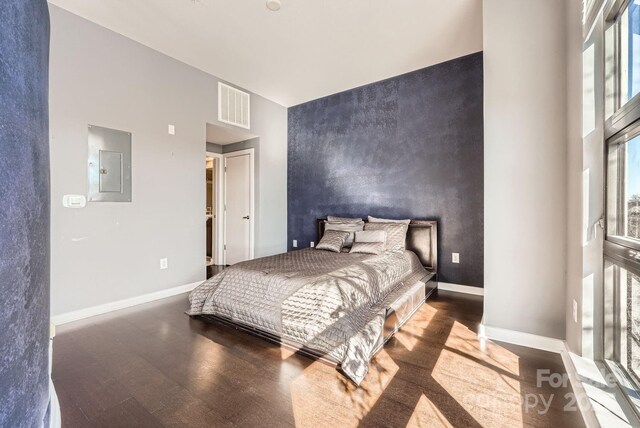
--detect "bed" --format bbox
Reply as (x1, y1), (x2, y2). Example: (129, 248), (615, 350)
(188, 219), (438, 385)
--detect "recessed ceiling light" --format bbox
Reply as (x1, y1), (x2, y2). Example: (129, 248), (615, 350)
(266, 0), (281, 11)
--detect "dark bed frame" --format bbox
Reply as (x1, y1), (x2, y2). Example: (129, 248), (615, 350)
(196, 218), (439, 370)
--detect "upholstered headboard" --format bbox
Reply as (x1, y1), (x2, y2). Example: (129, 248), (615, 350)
(316, 219), (438, 273)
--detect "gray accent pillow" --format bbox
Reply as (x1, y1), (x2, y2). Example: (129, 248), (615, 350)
(354, 230), (386, 243)
(327, 216), (363, 223)
(364, 222), (408, 251)
(325, 221), (364, 247)
(367, 215), (411, 225)
(349, 242), (384, 255)
(316, 230), (350, 253)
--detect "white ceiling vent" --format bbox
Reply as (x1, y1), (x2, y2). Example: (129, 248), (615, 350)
(218, 82), (250, 129)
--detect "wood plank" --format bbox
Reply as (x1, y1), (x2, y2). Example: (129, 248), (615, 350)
(53, 288), (585, 427)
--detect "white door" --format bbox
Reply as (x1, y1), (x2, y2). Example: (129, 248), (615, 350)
(224, 151), (253, 264)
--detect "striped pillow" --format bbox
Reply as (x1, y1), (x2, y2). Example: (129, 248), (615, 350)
(349, 230), (386, 255)
(354, 230), (386, 243)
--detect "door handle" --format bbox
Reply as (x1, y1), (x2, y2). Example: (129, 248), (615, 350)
(243, 215), (250, 220)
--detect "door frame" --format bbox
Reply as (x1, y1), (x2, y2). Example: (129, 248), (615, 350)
(223, 148), (255, 264)
(206, 152), (225, 266)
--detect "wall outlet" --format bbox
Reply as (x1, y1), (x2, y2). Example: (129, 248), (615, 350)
(310, 241), (315, 248)
(168, 124), (175, 135)
(452, 253), (460, 263)
(160, 258), (168, 270)
(573, 299), (578, 323)
(293, 240), (298, 248)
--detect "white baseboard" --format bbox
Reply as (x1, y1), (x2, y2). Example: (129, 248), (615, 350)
(479, 324), (595, 426)
(437, 282), (484, 296)
(51, 281), (203, 326)
(478, 324), (566, 353)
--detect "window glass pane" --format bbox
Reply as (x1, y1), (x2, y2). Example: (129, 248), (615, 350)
(608, 134), (640, 242)
(621, 1), (640, 107)
(606, 23), (616, 118)
(608, 142), (620, 236)
(604, 261), (640, 397)
(629, 271), (640, 382)
(626, 135), (640, 239)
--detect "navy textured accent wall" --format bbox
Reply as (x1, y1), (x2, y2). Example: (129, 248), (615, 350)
(288, 52), (483, 287)
(0, 1), (51, 426)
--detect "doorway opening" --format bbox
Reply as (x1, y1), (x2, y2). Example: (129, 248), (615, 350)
(206, 122), (257, 274)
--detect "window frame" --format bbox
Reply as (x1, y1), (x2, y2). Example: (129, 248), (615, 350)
(603, 0), (640, 409)
(603, 246), (640, 415)
(606, 120), (640, 250)
(604, 0), (640, 138)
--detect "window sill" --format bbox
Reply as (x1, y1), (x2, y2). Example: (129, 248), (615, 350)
(569, 352), (640, 427)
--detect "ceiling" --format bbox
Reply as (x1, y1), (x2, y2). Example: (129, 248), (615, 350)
(48, 0), (483, 107)
(206, 123), (256, 145)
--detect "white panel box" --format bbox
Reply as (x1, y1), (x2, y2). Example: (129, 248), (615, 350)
(88, 125), (132, 202)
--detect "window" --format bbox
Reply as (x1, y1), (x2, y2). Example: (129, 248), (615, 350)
(605, 0), (640, 121)
(603, 0), (640, 419)
(607, 130), (640, 245)
(606, 120), (640, 415)
(620, 1), (640, 107)
(604, 259), (640, 411)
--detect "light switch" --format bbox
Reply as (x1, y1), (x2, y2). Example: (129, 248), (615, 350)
(452, 253), (460, 263)
(168, 124), (175, 135)
(62, 195), (86, 208)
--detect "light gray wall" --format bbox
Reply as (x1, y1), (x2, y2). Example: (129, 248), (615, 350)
(49, 5), (287, 317)
(483, 0), (570, 339)
(565, 0), (587, 354)
(248, 96), (288, 257)
(575, 7), (606, 359)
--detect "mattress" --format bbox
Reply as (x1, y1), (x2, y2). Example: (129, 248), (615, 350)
(188, 248), (429, 384)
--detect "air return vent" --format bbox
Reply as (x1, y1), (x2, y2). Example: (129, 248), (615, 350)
(218, 82), (250, 129)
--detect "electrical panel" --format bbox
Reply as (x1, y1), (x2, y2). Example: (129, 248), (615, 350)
(88, 125), (132, 202)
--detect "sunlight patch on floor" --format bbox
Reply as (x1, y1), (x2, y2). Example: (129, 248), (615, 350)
(407, 394), (455, 427)
(395, 316), (429, 351)
(291, 349), (399, 426)
(432, 320), (524, 427)
(280, 346), (297, 360)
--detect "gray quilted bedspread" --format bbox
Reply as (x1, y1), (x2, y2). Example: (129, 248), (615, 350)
(188, 248), (427, 384)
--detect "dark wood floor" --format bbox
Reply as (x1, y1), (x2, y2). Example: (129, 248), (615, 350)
(52, 289), (585, 427)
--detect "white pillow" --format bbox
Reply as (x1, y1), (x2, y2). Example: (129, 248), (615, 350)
(368, 216), (411, 225)
(364, 222), (408, 251)
(327, 216), (363, 223)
